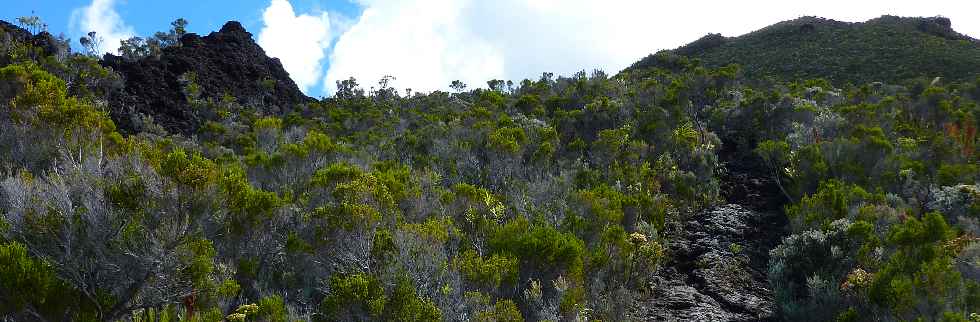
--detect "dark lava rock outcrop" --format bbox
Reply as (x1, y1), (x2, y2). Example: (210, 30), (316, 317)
(718, 139), (786, 213)
(102, 21), (312, 134)
(630, 204), (784, 321)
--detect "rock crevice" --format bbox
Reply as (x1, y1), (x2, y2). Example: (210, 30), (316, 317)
(630, 204), (783, 321)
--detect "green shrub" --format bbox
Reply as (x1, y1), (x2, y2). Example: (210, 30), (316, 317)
(456, 249), (519, 289)
(160, 148), (218, 188)
(320, 273), (386, 320)
(220, 165), (281, 233)
(786, 180), (871, 230)
(257, 295), (289, 322)
(384, 275), (442, 321)
(769, 220), (858, 321)
(0, 242), (65, 317)
(489, 217), (585, 269)
(488, 127), (528, 154)
(475, 299), (524, 322)
(0, 62), (115, 131)
(937, 164), (979, 186)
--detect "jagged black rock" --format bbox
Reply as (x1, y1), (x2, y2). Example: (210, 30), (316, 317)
(102, 21), (312, 134)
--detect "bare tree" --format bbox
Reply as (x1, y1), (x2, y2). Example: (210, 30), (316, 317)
(16, 14), (45, 35)
(78, 31), (104, 57)
(2, 150), (217, 320)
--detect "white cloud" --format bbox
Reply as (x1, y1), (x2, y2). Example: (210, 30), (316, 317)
(323, 0), (503, 95)
(257, 0), (333, 94)
(70, 0), (135, 55)
(323, 0), (980, 95)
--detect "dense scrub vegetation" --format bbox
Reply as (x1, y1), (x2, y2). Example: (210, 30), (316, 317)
(1, 16), (979, 322)
(754, 74), (980, 321)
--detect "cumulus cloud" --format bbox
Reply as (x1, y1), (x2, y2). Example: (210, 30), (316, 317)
(257, 0), (333, 94)
(70, 0), (136, 55)
(322, 0), (698, 95)
(321, 0), (743, 94)
(323, 0), (503, 95)
(323, 0), (980, 95)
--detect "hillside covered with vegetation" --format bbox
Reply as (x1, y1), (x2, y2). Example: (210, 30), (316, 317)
(631, 16), (980, 86)
(1, 14), (979, 322)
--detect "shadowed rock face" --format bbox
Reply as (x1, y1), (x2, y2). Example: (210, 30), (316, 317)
(631, 204), (785, 321)
(102, 21), (312, 134)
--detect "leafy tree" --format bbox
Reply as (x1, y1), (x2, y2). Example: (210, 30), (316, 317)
(450, 80), (467, 93)
(756, 139), (794, 201)
(118, 37), (151, 61)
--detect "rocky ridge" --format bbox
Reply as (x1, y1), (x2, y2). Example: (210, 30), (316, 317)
(102, 21), (312, 134)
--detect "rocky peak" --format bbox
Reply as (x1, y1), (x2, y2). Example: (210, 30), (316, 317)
(218, 21), (248, 34)
(102, 20), (312, 134)
(208, 21), (254, 46)
(914, 16), (966, 41)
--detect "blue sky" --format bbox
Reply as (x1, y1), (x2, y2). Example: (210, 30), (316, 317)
(5, 1), (980, 99)
(4, 1), (360, 42)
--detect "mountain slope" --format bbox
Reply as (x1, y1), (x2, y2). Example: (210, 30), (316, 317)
(630, 16), (980, 85)
(2, 14), (980, 322)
